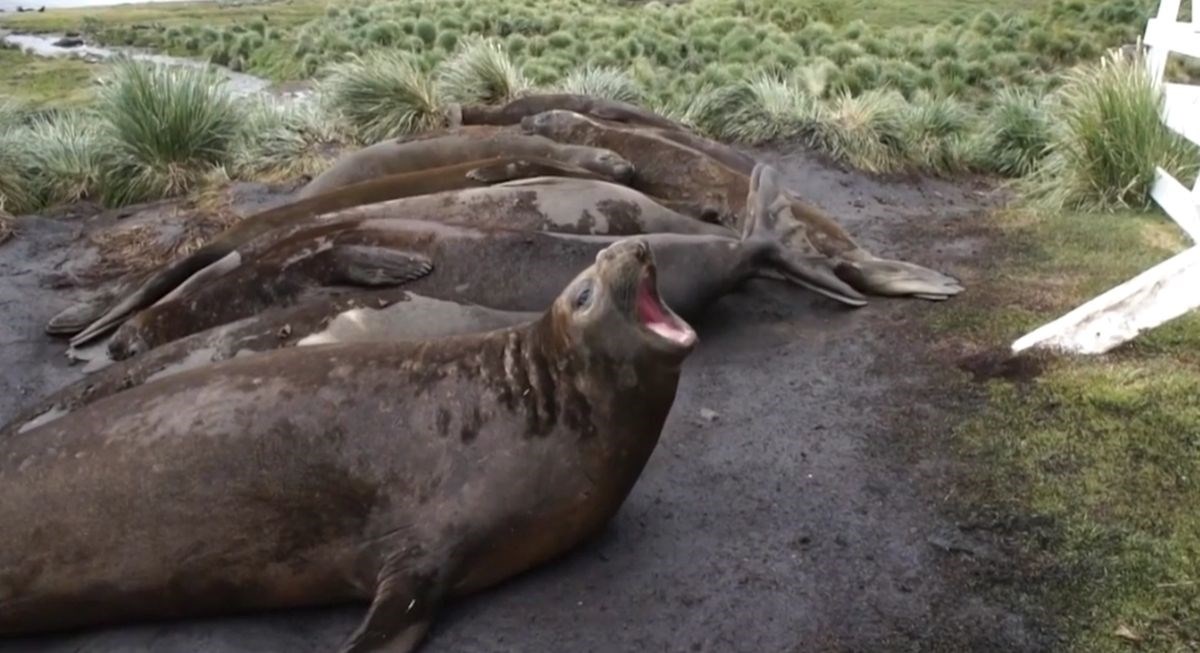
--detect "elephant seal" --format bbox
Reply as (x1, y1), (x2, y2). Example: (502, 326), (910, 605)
(311, 177), (735, 237)
(521, 110), (965, 301)
(62, 156), (606, 347)
(298, 132), (635, 198)
(0, 237), (696, 653)
(456, 93), (686, 131)
(7, 290), (535, 441)
(103, 163), (863, 359)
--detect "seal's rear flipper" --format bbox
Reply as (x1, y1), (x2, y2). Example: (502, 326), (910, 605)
(46, 293), (116, 336)
(834, 258), (964, 300)
(744, 162), (868, 307)
(329, 246), (434, 287)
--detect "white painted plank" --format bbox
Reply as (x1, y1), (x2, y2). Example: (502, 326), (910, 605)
(1162, 84), (1200, 146)
(1144, 18), (1200, 58)
(1154, 0), (1182, 19)
(1150, 167), (1200, 242)
(1012, 245), (1200, 355)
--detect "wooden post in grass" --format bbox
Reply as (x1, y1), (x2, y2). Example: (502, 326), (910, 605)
(1011, 0), (1200, 356)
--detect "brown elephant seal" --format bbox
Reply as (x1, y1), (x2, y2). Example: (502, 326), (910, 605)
(521, 110), (965, 301)
(61, 156), (606, 347)
(7, 290), (536, 441)
(103, 163), (863, 359)
(312, 176), (735, 237)
(298, 132), (635, 198)
(0, 237), (696, 653)
(456, 93), (686, 131)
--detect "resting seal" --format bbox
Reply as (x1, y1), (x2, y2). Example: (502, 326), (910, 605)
(310, 176), (735, 237)
(7, 290), (534, 441)
(298, 132), (635, 198)
(0, 237), (696, 653)
(456, 93), (686, 132)
(521, 110), (965, 301)
(61, 156), (608, 347)
(104, 163), (862, 358)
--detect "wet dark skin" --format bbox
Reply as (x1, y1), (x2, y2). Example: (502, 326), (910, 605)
(61, 155), (625, 348)
(299, 131), (635, 198)
(101, 164), (863, 359)
(0, 238), (697, 653)
(521, 110), (965, 301)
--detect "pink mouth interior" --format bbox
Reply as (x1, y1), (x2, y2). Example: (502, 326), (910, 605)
(636, 270), (697, 347)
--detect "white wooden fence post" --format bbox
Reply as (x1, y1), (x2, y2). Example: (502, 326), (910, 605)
(1011, 0), (1200, 355)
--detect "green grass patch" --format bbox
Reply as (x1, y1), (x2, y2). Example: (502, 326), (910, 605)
(0, 49), (99, 108)
(935, 204), (1200, 651)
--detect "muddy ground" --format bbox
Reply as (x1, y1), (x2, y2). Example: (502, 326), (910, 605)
(0, 147), (1052, 652)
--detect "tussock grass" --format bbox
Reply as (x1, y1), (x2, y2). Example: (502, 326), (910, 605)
(558, 65), (643, 104)
(25, 110), (106, 207)
(0, 101), (36, 217)
(319, 50), (445, 143)
(95, 58), (241, 207)
(234, 97), (350, 180)
(810, 89), (908, 173)
(982, 87), (1052, 177)
(437, 36), (531, 105)
(703, 74), (819, 144)
(899, 92), (977, 173)
(1023, 51), (1200, 210)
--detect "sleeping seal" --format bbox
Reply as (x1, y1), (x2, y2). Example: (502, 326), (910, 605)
(455, 93), (686, 131)
(521, 110), (965, 301)
(101, 163), (865, 358)
(5, 290), (535, 441)
(298, 132), (635, 198)
(61, 156), (620, 347)
(0, 237), (696, 653)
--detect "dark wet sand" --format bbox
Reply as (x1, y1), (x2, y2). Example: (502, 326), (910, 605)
(0, 148), (1048, 652)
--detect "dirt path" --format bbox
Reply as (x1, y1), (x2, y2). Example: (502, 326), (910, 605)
(0, 148), (1051, 652)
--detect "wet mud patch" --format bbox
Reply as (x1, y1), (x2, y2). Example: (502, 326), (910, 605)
(0, 147), (1051, 652)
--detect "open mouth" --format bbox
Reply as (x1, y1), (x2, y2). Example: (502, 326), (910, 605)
(635, 265), (697, 348)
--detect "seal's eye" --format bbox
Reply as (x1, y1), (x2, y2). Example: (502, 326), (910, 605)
(573, 284), (593, 310)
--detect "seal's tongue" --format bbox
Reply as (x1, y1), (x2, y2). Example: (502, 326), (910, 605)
(636, 269), (696, 347)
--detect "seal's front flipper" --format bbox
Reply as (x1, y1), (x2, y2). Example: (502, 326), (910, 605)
(834, 258), (964, 300)
(337, 551), (444, 653)
(329, 246), (434, 288)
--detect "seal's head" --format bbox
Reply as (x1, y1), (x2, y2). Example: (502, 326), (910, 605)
(550, 238), (696, 364)
(520, 109), (584, 139)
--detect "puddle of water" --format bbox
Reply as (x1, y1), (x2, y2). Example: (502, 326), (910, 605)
(1, 30), (309, 100)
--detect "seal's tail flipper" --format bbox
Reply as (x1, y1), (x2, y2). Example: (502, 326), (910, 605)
(46, 292), (117, 336)
(834, 256), (964, 301)
(328, 246), (434, 287)
(744, 163), (868, 307)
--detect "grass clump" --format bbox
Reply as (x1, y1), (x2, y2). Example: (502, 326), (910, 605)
(95, 58), (240, 207)
(811, 89), (908, 173)
(0, 101), (36, 217)
(319, 49), (445, 144)
(233, 97), (349, 181)
(899, 92), (977, 173)
(438, 36), (531, 105)
(1023, 51), (1200, 210)
(696, 74), (819, 144)
(982, 87), (1053, 177)
(558, 65), (643, 104)
(25, 110), (106, 207)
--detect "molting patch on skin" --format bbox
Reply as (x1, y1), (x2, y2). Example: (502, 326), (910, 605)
(16, 405), (70, 434)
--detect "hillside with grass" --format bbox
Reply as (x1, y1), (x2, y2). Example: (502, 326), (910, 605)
(2, 0), (1199, 650)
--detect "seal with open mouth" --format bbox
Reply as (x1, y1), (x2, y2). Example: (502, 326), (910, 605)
(0, 238), (695, 653)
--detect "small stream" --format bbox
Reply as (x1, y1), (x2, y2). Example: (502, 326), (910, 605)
(1, 31), (308, 100)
